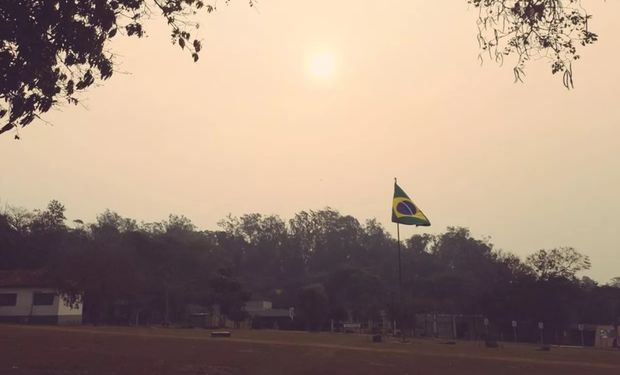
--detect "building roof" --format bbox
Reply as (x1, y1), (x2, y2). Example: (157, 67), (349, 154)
(245, 300), (273, 312)
(251, 309), (292, 318)
(0, 270), (52, 288)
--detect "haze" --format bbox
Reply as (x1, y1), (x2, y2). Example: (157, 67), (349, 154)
(1, 1), (618, 282)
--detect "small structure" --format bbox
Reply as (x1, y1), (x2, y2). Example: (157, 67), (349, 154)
(595, 325), (618, 348)
(185, 303), (255, 329)
(245, 300), (294, 330)
(414, 313), (486, 340)
(569, 324), (618, 348)
(0, 271), (82, 325)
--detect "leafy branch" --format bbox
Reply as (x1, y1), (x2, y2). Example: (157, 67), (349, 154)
(470, 0), (598, 88)
(0, 0), (255, 137)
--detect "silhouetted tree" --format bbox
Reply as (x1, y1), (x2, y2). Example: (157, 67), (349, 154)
(2, 201), (619, 342)
(0, 0), (255, 136)
(470, 0), (598, 87)
(0, 211), (25, 270)
(1, 1), (600, 137)
(608, 277), (620, 288)
(325, 267), (385, 322)
(210, 268), (250, 323)
(297, 283), (329, 331)
(526, 247), (591, 281)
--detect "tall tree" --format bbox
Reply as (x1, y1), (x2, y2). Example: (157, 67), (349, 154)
(526, 247), (591, 281)
(297, 283), (329, 331)
(3, 200), (619, 342)
(0, 211), (25, 270)
(608, 277), (620, 288)
(210, 268), (250, 323)
(30, 199), (67, 232)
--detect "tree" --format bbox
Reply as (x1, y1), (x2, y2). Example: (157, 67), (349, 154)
(21, 200), (70, 270)
(289, 208), (364, 274)
(210, 268), (250, 323)
(297, 283), (329, 331)
(0, 210), (25, 270)
(1, 1), (599, 137)
(471, 0), (598, 88)
(608, 277), (620, 288)
(93, 209), (138, 234)
(526, 247), (591, 281)
(3, 206), (35, 234)
(325, 267), (385, 322)
(580, 275), (598, 290)
(30, 199), (67, 232)
(4, 200), (619, 342)
(0, 0), (254, 137)
(426, 227), (500, 313)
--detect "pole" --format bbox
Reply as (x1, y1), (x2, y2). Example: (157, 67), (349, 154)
(393, 177), (411, 340)
(397, 223), (402, 297)
(164, 282), (170, 326)
(513, 326), (517, 342)
(397, 222), (402, 338)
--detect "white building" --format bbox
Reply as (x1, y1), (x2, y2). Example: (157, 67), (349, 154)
(0, 271), (82, 325)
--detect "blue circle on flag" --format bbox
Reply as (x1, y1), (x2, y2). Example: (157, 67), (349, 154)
(396, 201), (417, 216)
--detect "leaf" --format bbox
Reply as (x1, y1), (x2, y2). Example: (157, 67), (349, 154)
(0, 123), (15, 134)
(20, 114), (35, 126)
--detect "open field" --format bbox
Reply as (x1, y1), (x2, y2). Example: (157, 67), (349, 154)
(1, 325), (619, 375)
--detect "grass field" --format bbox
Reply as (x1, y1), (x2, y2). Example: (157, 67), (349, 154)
(1, 324), (619, 375)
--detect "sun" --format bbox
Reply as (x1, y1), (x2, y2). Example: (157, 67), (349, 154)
(309, 52), (336, 79)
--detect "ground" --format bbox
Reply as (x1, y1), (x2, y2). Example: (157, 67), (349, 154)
(1, 325), (619, 375)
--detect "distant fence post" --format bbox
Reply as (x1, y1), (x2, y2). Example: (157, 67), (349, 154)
(483, 318), (489, 339)
(538, 322), (544, 344)
(452, 315), (457, 339)
(512, 320), (517, 342)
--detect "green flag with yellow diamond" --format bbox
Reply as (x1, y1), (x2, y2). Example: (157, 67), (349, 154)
(392, 182), (430, 226)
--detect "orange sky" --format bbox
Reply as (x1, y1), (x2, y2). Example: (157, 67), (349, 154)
(1, 1), (619, 282)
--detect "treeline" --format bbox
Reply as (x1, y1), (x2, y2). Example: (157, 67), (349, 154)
(1, 200), (619, 336)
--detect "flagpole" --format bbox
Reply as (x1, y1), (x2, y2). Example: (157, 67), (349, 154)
(397, 222), (402, 295)
(392, 178), (428, 340)
(397, 221), (402, 338)
(395, 177), (403, 339)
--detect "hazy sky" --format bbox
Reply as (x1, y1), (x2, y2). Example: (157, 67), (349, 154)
(1, 1), (619, 282)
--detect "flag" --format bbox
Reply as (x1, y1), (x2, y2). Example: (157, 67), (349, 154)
(392, 182), (430, 226)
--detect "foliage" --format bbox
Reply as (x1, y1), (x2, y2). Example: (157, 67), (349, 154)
(0, 0), (254, 137)
(0, 1), (604, 137)
(608, 277), (620, 288)
(210, 268), (250, 322)
(297, 283), (329, 331)
(470, 0), (598, 87)
(1, 202), (617, 338)
(526, 246), (591, 281)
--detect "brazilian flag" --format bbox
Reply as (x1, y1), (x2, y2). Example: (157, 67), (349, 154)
(392, 182), (430, 226)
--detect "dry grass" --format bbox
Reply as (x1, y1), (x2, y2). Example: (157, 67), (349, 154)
(1, 324), (619, 375)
